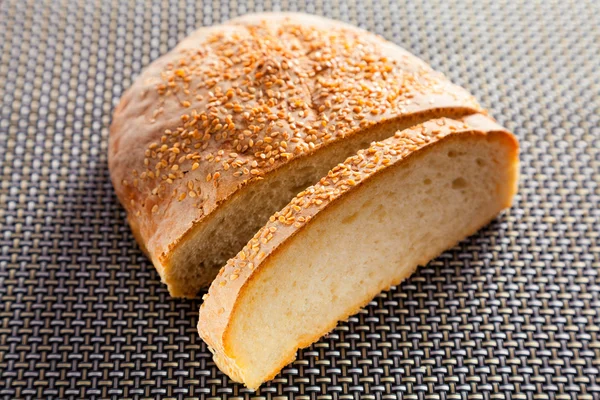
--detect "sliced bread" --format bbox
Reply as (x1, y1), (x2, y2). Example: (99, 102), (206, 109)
(198, 114), (519, 389)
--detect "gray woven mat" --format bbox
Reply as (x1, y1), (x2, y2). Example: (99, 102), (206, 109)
(1, 0), (599, 399)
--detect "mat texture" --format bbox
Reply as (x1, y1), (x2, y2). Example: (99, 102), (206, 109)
(0, 0), (599, 399)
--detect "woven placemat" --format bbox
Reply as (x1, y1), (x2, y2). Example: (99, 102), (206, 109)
(0, 0), (599, 399)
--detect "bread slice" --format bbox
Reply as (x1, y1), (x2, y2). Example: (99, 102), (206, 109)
(108, 12), (483, 297)
(197, 114), (519, 389)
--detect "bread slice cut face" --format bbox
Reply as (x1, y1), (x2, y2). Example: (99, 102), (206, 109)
(198, 114), (519, 389)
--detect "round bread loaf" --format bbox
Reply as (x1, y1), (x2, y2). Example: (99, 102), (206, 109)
(109, 12), (483, 297)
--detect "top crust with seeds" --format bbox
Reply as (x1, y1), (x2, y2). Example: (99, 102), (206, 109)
(109, 12), (483, 296)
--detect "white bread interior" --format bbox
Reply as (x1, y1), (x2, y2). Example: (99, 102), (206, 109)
(198, 116), (519, 388)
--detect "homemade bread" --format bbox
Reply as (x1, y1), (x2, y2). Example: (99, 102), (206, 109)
(108, 12), (483, 297)
(198, 114), (519, 389)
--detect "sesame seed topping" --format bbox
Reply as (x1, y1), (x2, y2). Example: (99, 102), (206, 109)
(123, 17), (479, 242)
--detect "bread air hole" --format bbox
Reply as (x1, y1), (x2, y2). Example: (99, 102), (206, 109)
(341, 211), (359, 225)
(452, 177), (468, 190)
(374, 203), (387, 223)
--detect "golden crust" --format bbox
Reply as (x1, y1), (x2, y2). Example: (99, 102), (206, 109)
(197, 114), (519, 388)
(108, 12), (482, 292)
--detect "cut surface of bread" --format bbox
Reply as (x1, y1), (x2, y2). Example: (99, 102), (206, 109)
(198, 114), (519, 389)
(108, 12), (483, 297)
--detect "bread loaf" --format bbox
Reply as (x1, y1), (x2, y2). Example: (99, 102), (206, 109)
(108, 12), (483, 297)
(198, 114), (519, 389)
